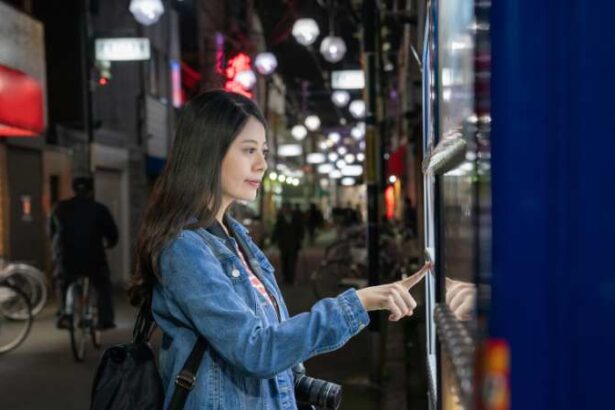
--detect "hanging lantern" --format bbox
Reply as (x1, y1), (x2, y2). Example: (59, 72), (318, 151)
(331, 90), (350, 107)
(254, 52), (278, 76)
(292, 18), (320, 46)
(327, 131), (341, 144)
(349, 99), (366, 119)
(304, 115), (321, 131)
(320, 35), (347, 63)
(291, 125), (308, 141)
(234, 70), (256, 90)
(129, 0), (165, 26)
(351, 122), (366, 139)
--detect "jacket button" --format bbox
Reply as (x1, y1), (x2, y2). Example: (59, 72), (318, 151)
(231, 269), (240, 278)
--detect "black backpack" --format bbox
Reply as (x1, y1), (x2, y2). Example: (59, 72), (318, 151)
(90, 299), (206, 410)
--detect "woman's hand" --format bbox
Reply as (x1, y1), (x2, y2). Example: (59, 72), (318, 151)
(356, 262), (431, 321)
(445, 278), (476, 321)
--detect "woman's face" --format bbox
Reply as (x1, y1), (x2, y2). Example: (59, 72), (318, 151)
(220, 116), (269, 205)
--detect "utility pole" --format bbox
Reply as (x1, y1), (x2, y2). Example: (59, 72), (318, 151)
(80, 0), (94, 174)
(363, 0), (383, 385)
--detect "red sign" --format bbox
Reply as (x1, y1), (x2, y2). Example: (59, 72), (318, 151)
(387, 144), (406, 178)
(0, 65), (44, 137)
(224, 53), (253, 98)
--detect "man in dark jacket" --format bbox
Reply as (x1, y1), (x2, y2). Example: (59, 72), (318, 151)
(50, 177), (118, 330)
(305, 202), (324, 245)
(272, 202), (304, 285)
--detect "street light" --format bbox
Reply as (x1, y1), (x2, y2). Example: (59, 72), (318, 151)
(129, 0), (164, 26)
(292, 18), (320, 46)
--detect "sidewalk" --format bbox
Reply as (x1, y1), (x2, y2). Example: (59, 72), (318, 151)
(0, 230), (380, 410)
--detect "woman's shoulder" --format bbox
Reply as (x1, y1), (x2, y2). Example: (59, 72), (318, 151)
(161, 229), (216, 261)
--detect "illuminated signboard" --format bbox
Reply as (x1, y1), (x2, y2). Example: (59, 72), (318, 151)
(95, 38), (151, 61)
(331, 70), (365, 90)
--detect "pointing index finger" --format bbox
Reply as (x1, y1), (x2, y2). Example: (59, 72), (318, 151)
(400, 262), (431, 289)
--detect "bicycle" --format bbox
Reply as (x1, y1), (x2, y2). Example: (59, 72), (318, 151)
(0, 280), (33, 354)
(65, 276), (100, 361)
(311, 258), (368, 299)
(0, 262), (48, 319)
(311, 225), (420, 299)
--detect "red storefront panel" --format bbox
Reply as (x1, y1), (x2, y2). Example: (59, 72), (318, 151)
(0, 65), (44, 137)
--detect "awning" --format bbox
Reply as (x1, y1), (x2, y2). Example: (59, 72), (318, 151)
(0, 65), (44, 137)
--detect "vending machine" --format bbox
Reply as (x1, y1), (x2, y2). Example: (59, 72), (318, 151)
(422, 0), (492, 408)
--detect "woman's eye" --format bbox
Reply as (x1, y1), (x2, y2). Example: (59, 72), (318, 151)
(263, 150), (270, 158)
(245, 148), (257, 154)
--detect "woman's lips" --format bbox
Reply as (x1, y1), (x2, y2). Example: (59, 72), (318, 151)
(245, 180), (260, 189)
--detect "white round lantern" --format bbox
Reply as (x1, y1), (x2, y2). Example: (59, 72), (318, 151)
(327, 132), (341, 144)
(320, 35), (347, 63)
(304, 115), (321, 131)
(291, 125), (308, 141)
(254, 52), (278, 76)
(351, 122), (365, 140)
(292, 18), (320, 46)
(349, 100), (366, 119)
(129, 0), (165, 26)
(331, 90), (350, 107)
(235, 70), (257, 90)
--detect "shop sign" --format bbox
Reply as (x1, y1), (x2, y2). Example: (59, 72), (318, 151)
(95, 38), (151, 61)
(332, 70), (365, 89)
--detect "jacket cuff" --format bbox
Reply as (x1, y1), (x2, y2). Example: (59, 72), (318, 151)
(337, 288), (370, 335)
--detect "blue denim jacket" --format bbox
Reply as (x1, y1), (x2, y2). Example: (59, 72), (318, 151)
(152, 216), (370, 410)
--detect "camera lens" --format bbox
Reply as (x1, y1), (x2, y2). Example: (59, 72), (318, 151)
(294, 374), (342, 409)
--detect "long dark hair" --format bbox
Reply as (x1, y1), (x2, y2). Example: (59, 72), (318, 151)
(129, 90), (266, 305)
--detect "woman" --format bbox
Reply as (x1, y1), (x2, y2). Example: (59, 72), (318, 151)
(130, 90), (428, 409)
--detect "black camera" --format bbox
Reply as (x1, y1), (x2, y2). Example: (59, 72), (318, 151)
(294, 374), (342, 410)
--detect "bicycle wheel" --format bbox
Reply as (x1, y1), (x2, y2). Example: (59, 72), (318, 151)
(68, 283), (87, 362)
(1, 264), (48, 318)
(311, 260), (367, 299)
(0, 283), (33, 354)
(89, 295), (101, 349)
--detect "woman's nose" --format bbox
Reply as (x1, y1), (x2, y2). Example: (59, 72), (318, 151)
(255, 152), (268, 171)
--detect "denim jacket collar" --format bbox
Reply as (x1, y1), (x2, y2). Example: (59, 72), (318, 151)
(184, 214), (250, 262)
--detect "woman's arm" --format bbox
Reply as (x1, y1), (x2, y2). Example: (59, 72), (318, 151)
(159, 231), (369, 379)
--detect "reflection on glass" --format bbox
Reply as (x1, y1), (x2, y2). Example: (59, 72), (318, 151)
(438, 0), (477, 326)
(441, 161), (476, 324)
(439, 0), (474, 137)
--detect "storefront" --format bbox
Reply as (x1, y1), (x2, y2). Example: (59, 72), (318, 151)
(0, 2), (49, 268)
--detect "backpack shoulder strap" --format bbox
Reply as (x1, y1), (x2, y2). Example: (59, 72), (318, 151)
(134, 294), (209, 410)
(167, 337), (207, 409)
